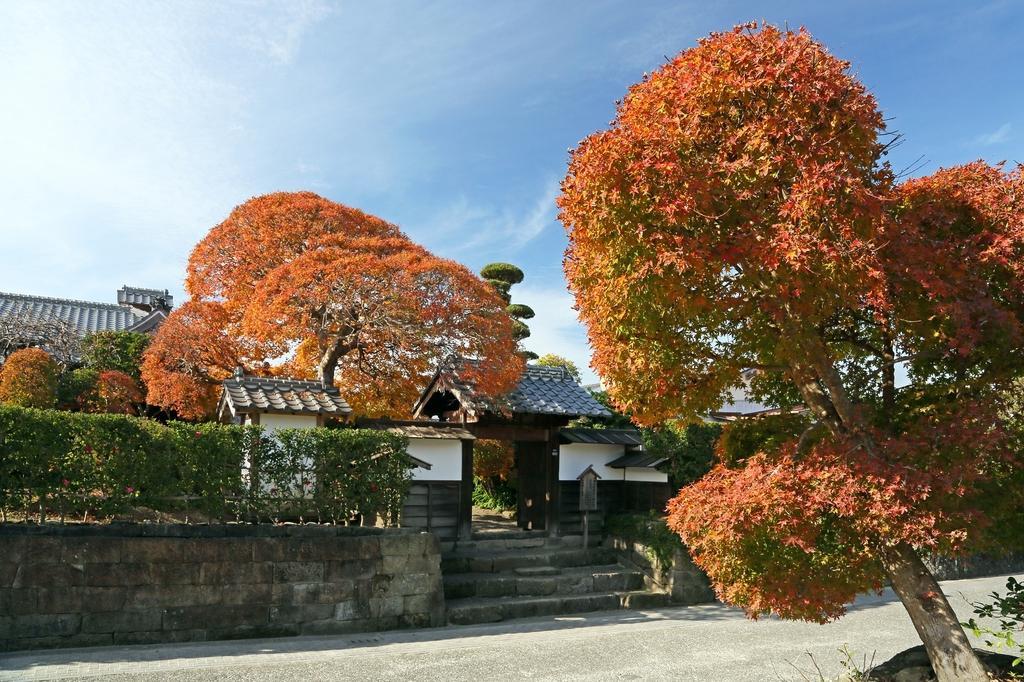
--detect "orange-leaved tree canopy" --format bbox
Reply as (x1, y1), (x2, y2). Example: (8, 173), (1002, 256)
(0, 347), (60, 408)
(144, 192), (522, 419)
(559, 22), (1024, 681)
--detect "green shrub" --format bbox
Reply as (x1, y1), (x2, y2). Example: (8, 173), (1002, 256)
(80, 331), (150, 379)
(472, 476), (517, 511)
(605, 511), (684, 567)
(644, 421), (721, 489)
(57, 368), (99, 410)
(0, 404), (411, 524)
(715, 412), (810, 467)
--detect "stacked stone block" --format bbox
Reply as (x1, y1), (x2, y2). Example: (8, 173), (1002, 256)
(0, 524), (445, 651)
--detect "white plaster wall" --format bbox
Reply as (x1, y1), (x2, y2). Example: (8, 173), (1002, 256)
(259, 413), (319, 433)
(558, 443), (668, 483)
(558, 443), (625, 481)
(623, 467), (668, 483)
(407, 438), (464, 481)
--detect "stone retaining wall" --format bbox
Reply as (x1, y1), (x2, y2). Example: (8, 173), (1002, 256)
(0, 524), (445, 651)
(606, 536), (715, 605)
(925, 552), (1024, 581)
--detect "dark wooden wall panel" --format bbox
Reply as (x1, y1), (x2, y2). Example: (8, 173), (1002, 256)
(557, 480), (674, 533)
(401, 481), (461, 541)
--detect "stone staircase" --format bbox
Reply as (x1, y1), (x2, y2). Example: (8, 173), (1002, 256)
(441, 531), (669, 625)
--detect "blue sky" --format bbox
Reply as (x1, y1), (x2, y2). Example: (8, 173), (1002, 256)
(1, 1), (1021, 383)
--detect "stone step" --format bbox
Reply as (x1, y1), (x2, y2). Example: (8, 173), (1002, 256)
(441, 547), (618, 575)
(446, 590), (671, 626)
(447, 533), (601, 555)
(514, 566), (561, 577)
(443, 565), (645, 600)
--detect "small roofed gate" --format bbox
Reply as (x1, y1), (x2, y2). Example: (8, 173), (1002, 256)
(413, 362), (612, 536)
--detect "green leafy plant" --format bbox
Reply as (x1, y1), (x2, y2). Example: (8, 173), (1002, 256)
(80, 331), (151, 379)
(963, 576), (1024, 668)
(715, 413), (810, 468)
(0, 404), (412, 524)
(644, 421), (721, 489)
(472, 476), (517, 511)
(605, 511), (684, 567)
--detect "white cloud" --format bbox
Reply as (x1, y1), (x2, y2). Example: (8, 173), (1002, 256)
(239, 0), (333, 64)
(514, 283), (598, 385)
(974, 122), (1012, 146)
(0, 1), (332, 303)
(412, 179), (561, 257)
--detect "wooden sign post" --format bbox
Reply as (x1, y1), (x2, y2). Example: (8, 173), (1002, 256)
(577, 465), (601, 548)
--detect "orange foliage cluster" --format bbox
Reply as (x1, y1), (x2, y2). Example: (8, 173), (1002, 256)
(560, 22), (1024, 624)
(560, 23), (892, 425)
(144, 192), (522, 419)
(473, 439), (515, 481)
(670, 402), (1010, 622)
(0, 347), (59, 408)
(141, 301), (241, 420)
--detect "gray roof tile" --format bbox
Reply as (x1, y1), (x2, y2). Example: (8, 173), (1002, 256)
(559, 428), (643, 446)
(0, 291), (145, 335)
(221, 376), (353, 417)
(418, 360), (612, 419)
(503, 365), (611, 417)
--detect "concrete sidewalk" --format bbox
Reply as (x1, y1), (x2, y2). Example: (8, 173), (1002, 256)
(2, 574), (1019, 681)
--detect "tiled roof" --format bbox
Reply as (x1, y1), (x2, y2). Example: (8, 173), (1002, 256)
(607, 451), (668, 469)
(360, 420), (476, 441)
(220, 376), (352, 417)
(0, 291), (145, 335)
(559, 428), (643, 446)
(504, 365), (612, 417)
(117, 286), (173, 311)
(416, 360), (612, 419)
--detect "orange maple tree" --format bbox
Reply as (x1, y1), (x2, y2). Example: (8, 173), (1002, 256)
(0, 347), (59, 408)
(560, 23), (1024, 680)
(141, 301), (240, 420)
(144, 192), (522, 418)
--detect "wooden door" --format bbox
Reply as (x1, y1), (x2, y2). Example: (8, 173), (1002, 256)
(515, 441), (547, 530)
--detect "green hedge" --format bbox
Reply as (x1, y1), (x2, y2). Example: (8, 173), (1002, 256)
(0, 404), (411, 524)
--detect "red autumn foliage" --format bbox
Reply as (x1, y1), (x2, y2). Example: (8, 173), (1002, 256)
(669, 401), (1010, 622)
(95, 370), (145, 415)
(145, 192), (522, 418)
(559, 22), (1023, 678)
(0, 347), (59, 408)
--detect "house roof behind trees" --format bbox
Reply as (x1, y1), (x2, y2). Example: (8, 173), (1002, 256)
(0, 285), (173, 336)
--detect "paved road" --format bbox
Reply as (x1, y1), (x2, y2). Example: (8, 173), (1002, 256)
(2, 574), (1018, 681)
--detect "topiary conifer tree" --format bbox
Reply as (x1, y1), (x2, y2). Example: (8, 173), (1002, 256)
(480, 262), (537, 359)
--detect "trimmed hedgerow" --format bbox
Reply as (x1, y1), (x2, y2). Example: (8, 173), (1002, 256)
(0, 404), (411, 524)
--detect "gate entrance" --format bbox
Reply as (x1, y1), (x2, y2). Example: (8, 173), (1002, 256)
(515, 440), (547, 530)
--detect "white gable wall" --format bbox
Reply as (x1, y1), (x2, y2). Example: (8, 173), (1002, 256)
(408, 438), (464, 481)
(558, 442), (668, 483)
(258, 413), (319, 432)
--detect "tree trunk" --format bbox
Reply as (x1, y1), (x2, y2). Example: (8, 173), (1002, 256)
(787, 333), (988, 680)
(881, 542), (989, 682)
(317, 338), (354, 387)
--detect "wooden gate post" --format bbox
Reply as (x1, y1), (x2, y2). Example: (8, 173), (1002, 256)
(545, 430), (561, 537)
(458, 438), (474, 540)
